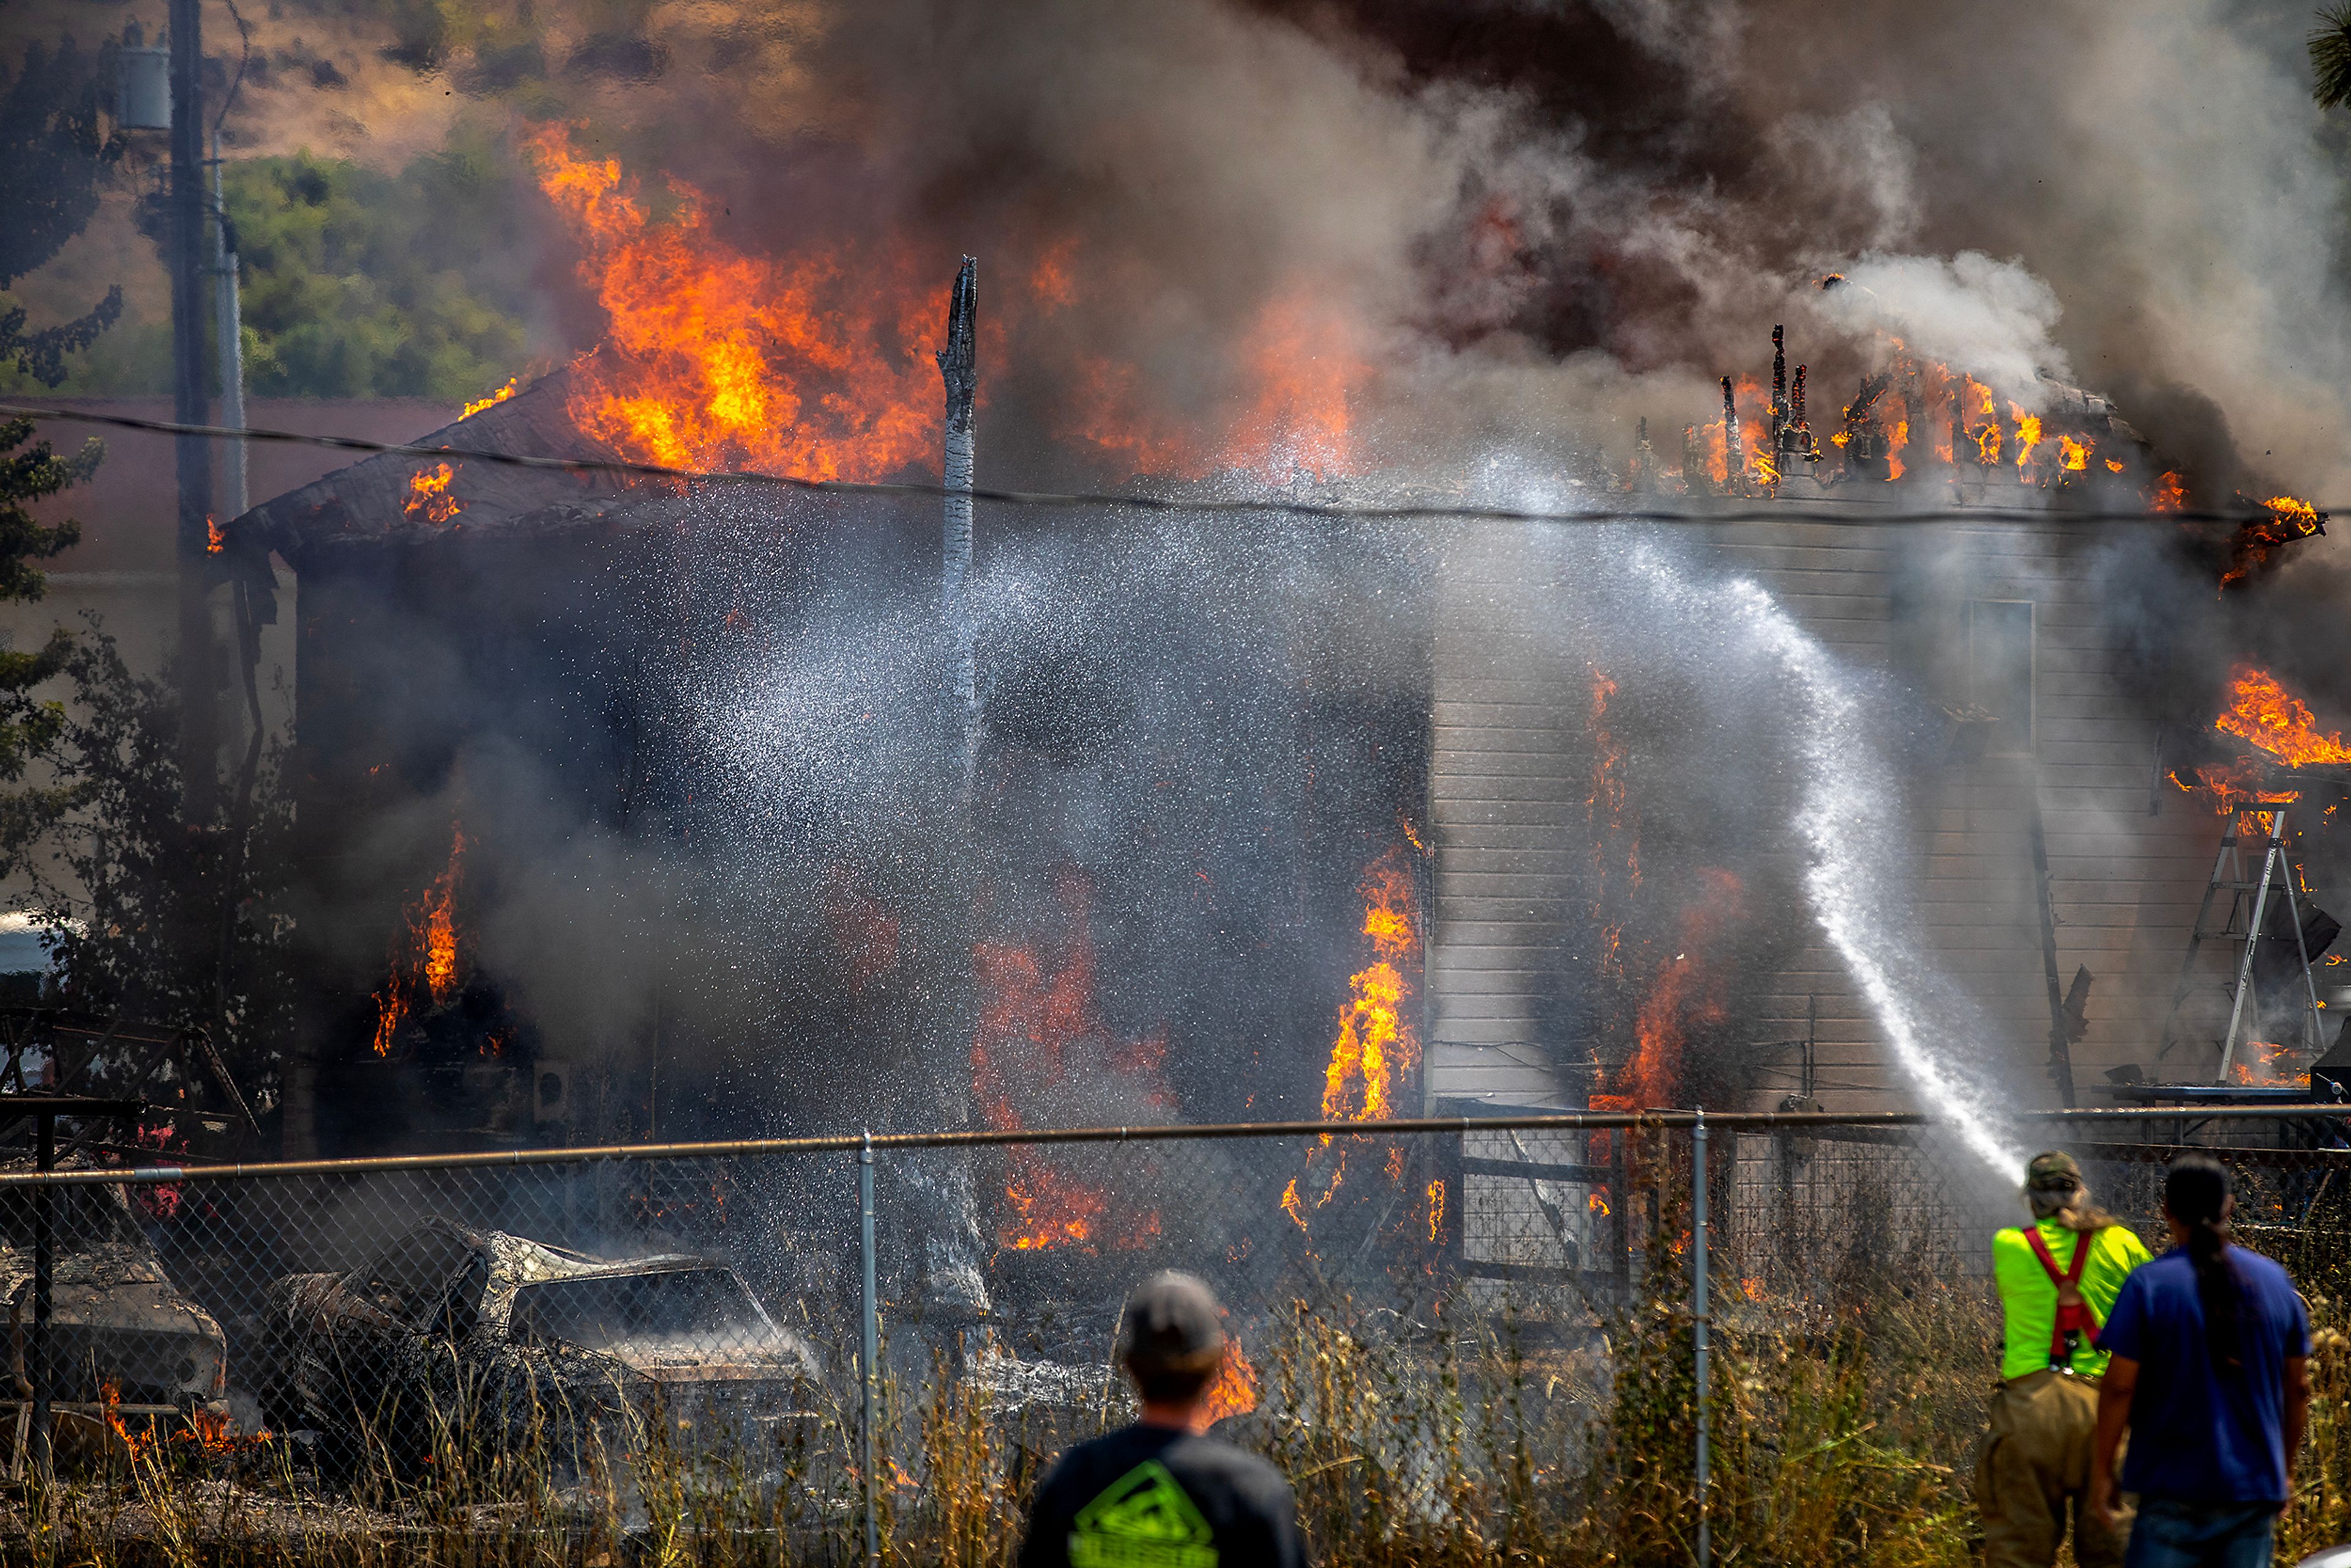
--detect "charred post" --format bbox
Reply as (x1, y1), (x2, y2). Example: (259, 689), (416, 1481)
(938, 256), (980, 806)
(928, 256), (991, 1318)
(1841, 373), (1892, 482)
(1720, 377), (1741, 492)
(1681, 424), (1708, 495)
(1769, 324), (1788, 447)
(1789, 365), (1816, 465)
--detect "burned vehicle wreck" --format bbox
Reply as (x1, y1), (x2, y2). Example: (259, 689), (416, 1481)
(0, 1168), (230, 1452)
(257, 1219), (822, 1471)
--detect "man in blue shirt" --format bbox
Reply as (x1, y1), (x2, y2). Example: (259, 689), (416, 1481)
(2088, 1155), (2311, 1568)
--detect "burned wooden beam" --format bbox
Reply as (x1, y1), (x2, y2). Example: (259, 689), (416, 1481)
(937, 256), (979, 806)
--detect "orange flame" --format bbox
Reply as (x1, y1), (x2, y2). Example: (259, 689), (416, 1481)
(2229, 1040), (2299, 1088)
(404, 463), (460, 525)
(460, 378), (519, 420)
(1280, 1177), (1308, 1232)
(1426, 1176), (1445, 1242)
(1000, 1157), (1109, 1251)
(183, 1405), (239, 1455)
(421, 836), (462, 1005)
(1620, 869), (1744, 1109)
(370, 985), (408, 1058)
(2011, 405), (2042, 473)
(2219, 494), (2327, 592)
(1322, 853), (1420, 1124)
(2263, 495), (2321, 530)
(204, 516), (225, 555)
(371, 823), (467, 1056)
(2151, 471), (2189, 513)
(526, 124), (937, 481)
(2214, 666), (2351, 768)
(1963, 378), (2000, 464)
(2170, 764), (2298, 816)
(1229, 294), (1362, 481)
(2059, 435), (2090, 472)
(1586, 666), (1638, 983)
(972, 870), (1166, 1251)
(1202, 1339), (1261, 1425)
(101, 1380), (156, 1460)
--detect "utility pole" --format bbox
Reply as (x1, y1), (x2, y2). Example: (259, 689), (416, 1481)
(169, 0), (219, 822)
(211, 129), (246, 520)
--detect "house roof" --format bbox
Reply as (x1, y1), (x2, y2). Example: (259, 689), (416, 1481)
(224, 369), (645, 566)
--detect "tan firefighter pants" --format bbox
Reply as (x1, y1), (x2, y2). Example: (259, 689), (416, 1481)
(1976, 1370), (2132, 1568)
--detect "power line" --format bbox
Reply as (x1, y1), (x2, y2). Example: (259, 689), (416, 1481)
(2, 400), (2322, 530)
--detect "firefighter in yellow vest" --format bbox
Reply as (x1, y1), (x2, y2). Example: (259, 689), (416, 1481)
(1978, 1150), (2153, 1568)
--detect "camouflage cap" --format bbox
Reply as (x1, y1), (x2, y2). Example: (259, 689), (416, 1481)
(2026, 1150), (2083, 1193)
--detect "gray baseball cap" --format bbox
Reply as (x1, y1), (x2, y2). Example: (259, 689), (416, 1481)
(1118, 1271), (1226, 1375)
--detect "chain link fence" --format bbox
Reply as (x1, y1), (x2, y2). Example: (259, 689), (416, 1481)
(0, 1106), (2347, 1564)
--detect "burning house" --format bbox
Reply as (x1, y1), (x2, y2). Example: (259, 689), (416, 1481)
(1430, 330), (2342, 1133)
(218, 299), (2347, 1316)
(226, 367), (1431, 1170)
(196, 100), (2350, 1318)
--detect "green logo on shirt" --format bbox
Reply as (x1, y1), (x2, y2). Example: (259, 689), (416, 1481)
(1068, 1459), (1218, 1568)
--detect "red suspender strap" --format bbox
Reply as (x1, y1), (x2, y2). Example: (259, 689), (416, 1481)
(2023, 1226), (2101, 1366)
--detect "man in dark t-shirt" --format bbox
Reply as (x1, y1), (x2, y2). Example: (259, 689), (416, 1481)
(1018, 1272), (1305, 1568)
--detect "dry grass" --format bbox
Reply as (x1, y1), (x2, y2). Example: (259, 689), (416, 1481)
(7, 1220), (2351, 1567)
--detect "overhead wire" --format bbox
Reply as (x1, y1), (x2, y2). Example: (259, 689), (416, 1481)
(211, 0), (253, 140)
(1, 400), (2329, 530)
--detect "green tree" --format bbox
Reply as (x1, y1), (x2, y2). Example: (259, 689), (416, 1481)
(0, 34), (125, 387)
(227, 133), (534, 399)
(0, 32), (118, 790)
(2316, 4), (2351, 109)
(0, 629), (294, 1103)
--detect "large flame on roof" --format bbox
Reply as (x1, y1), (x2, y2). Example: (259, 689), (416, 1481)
(526, 125), (1367, 484)
(527, 125), (938, 481)
(1059, 291), (1363, 482)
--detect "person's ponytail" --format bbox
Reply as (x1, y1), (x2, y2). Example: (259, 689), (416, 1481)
(2165, 1155), (2243, 1375)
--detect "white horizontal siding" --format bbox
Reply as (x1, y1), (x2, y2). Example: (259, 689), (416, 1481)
(1428, 516), (2237, 1119)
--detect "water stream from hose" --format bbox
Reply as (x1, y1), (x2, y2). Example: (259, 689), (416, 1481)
(1634, 545), (2023, 1179)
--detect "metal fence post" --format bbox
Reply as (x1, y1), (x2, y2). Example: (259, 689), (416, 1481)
(860, 1133), (881, 1568)
(29, 1110), (53, 1480)
(1692, 1108), (1710, 1568)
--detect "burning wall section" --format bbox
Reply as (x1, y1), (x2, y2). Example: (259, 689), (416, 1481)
(238, 392), (1436, 1197)
(1424, 510), (2327, 1131)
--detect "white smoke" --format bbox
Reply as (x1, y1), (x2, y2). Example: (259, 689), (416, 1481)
(1808, 252), (2071, 408)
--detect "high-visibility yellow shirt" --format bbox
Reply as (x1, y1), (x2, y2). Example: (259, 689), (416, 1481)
(1991, 1220), (2154, 1379)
